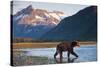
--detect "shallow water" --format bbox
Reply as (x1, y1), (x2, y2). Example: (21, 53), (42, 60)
(14, 44), (97, 63)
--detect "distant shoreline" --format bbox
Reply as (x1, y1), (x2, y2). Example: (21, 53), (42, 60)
(12, 41), (97, 49)
(79, 41), (97, 45)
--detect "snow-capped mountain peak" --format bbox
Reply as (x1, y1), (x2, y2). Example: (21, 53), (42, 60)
(13, 5), (66, 26)
(13, 5), (66, 39)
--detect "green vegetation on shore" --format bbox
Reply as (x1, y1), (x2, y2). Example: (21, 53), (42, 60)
(13, 51), (56, 66)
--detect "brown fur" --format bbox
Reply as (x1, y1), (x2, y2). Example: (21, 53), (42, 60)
(54, 41), (79, 63)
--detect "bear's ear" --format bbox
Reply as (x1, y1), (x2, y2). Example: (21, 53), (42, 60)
(71, 41), (77, 47)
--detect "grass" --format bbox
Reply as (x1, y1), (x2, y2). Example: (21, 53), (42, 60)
(12, 42), (59, 49)
(12, 42), (97, 66)
(12, 41), (96, 49)
(12, 51), (56, 66)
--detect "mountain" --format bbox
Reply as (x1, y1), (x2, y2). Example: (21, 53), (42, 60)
(12, 5), (65, 39)
(40, 6), (97, 41)
(13, 5), (65, 26)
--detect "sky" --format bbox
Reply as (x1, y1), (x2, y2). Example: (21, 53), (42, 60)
(12, 1), (90, 17)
